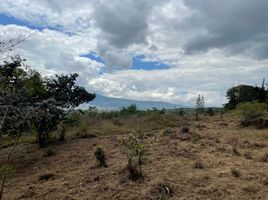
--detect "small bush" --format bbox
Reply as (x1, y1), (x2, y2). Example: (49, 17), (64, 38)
(0, 164), (14, 176)
(38, 173), (55, 181)
(46, 148), (56, 157)
(194, 160), (204, 169)
(244, 152), (252, 160)
(94, 146), (107, 167)
(205, 108), (215, 116)
(236, 102), (267, 127)
(231, 168), (241, 178)
(121, 134), (145, 180)
(191, 132), (200, 143)
(232, 147), (241, 156)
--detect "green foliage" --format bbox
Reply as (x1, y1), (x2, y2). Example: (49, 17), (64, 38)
(0, 164), (14, 176)
(225, 81), (268, 110)
(205, 108), (215, 116)
(94, 145), (107, 167)
(0, 57), (95, 147)
(46, 148), (56, 157)
(121, 134), (145, 180)
(63, 112), (82, 126)
(236, 102), (267, 127)
(191, 132), (200, 143)
(177, 110), (185, 116)
(120, 104), (138, 116)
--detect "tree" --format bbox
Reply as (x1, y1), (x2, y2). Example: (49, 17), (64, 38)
(195, 94), (205, 121)
(0, 57), (95, 199)
(225, 83), (268, 110)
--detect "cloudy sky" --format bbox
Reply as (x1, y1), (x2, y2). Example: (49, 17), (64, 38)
(0, 0), (267, 106)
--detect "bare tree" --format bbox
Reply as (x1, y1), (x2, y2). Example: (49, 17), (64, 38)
(195, 94), (205, 121)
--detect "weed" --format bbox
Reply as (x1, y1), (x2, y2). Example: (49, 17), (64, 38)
(45, 148), (56, 157)
(0, 164), (14, 177)
(231, 168), (241, 178)
(244, 152), (252, 160)
(38, 173), (55, 181)
(194, 160), (205, 169)
(232, 147), (241, 156)
(191, 132), (200, 143)
(94, 146), (107, 167)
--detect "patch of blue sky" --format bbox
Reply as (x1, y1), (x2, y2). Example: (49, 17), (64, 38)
(80, 52), (105, 64)
(132, 55), (170, 70)
(0, 13), (74, 35)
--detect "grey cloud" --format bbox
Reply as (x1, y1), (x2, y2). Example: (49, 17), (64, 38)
(94, 0), (161, 48)
(93, 0), (164, 69)
(182, 0), (268, 58)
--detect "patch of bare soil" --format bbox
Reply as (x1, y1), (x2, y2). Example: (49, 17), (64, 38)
(1, 115), (268, 200)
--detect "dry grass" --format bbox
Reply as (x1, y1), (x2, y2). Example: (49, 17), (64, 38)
(0, 113), (268, 200)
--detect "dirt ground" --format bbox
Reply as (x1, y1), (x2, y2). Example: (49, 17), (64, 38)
(0, 115), (268, 200)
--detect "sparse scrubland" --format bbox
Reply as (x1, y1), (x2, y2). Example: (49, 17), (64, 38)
(1, 107), (268, 200)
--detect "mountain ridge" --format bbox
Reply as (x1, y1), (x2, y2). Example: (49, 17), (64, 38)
(88, 94), (188, 110)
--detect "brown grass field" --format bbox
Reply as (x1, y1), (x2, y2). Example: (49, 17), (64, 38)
(0, 113), (268, 200)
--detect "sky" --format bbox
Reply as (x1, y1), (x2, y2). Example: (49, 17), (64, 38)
(0, 0), (267, 106)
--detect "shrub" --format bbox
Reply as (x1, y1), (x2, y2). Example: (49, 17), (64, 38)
(58, 122), (66, 141)
(46, 148), (56, 157)
(205, 108), (215, 116)
(232, 147), (241, 156)
(94, 146), (107, 167)
(0, 164), (14, 177)
(236, 102), (267, 127)
(191, 132), (200, 143)
(178, 110), (185, 116)
(121, 134), (145, 180)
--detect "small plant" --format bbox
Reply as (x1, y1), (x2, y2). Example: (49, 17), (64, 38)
(46, 148), (56, 157)
(205, 108), (215, 116)
(231, 168), (241, 178)
(0, 164), (14, 177)
(94, 146), (107, 167)
(194, 160), (204, 169)
(232, 147), (241, 156)
(0, 164), (14, 199)
(244, 152), (252, 160)
(121, 134), (145, 181)
(191, 132), (200, 143)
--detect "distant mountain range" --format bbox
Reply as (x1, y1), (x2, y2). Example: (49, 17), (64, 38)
(87, 94), (187, 110)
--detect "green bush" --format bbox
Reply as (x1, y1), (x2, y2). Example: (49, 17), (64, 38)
(94, 146), (107, 167)
(236, 102), (267, 127)
(121, 134), (145, 180)
(205, 108), (215, 116)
